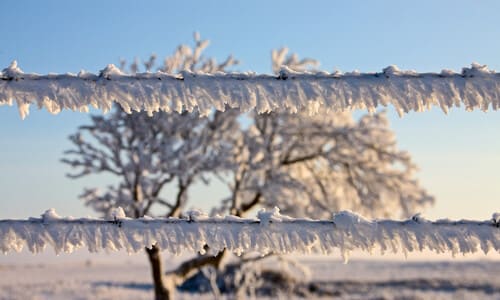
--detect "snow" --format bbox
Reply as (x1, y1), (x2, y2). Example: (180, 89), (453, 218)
(109, 207), (126, 220)
(40, 208), (62, 222)
(0, 209), (498, 260)
(2, 62), (500, 118)
(256, 206), (287, 224)
(493, 212), (500, 224)
(0, 259), (499, 299)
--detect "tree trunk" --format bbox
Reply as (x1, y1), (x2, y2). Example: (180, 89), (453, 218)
(145, 245), (172, 300)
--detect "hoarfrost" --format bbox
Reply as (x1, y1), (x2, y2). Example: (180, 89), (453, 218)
(2, 62), (500, 118)
(109, 207), (127, 220)
(493, 212), (500, 225)
(0, 209), (498, 259)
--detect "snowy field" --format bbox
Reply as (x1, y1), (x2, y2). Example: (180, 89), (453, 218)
(0, 256), (498, 300)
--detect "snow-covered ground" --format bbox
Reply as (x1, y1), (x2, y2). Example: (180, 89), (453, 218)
(0, 256), (498, 300)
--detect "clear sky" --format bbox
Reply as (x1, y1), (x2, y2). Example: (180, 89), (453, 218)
(1, 0), (499, 225)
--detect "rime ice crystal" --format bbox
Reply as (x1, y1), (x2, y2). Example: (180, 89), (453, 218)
(0, 209), (498, 259)
(2, 62), (500, 118)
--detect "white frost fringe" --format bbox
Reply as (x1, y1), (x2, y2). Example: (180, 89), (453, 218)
(2, 61), (500, 119)
(0, 208), (498, 260)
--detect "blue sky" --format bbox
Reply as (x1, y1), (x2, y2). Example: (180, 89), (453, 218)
(1, 0), (499, 223)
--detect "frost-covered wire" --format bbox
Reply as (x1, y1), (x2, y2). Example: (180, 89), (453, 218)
(2, 61), (500, 119)
(1, 208), (498, 260)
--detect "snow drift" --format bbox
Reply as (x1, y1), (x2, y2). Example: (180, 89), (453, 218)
(0, 208), (498, 260)
(2, 61), (500, 118)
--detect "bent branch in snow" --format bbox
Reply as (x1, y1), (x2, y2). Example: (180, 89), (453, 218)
(2, 61), (500, 118)
(0, 208), (498, 261)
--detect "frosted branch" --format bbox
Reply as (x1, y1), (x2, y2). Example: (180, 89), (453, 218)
(2, 61), (500, 118)
(0, 208), (498, 261)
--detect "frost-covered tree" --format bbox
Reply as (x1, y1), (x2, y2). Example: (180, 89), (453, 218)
(62, 34), (433, 299)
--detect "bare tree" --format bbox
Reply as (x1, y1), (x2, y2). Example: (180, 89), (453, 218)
(63, 108), (240, 299)
(62, 35), (433, 299)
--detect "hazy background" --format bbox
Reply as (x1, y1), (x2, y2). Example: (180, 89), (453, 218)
(0, 0), (499, 262)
